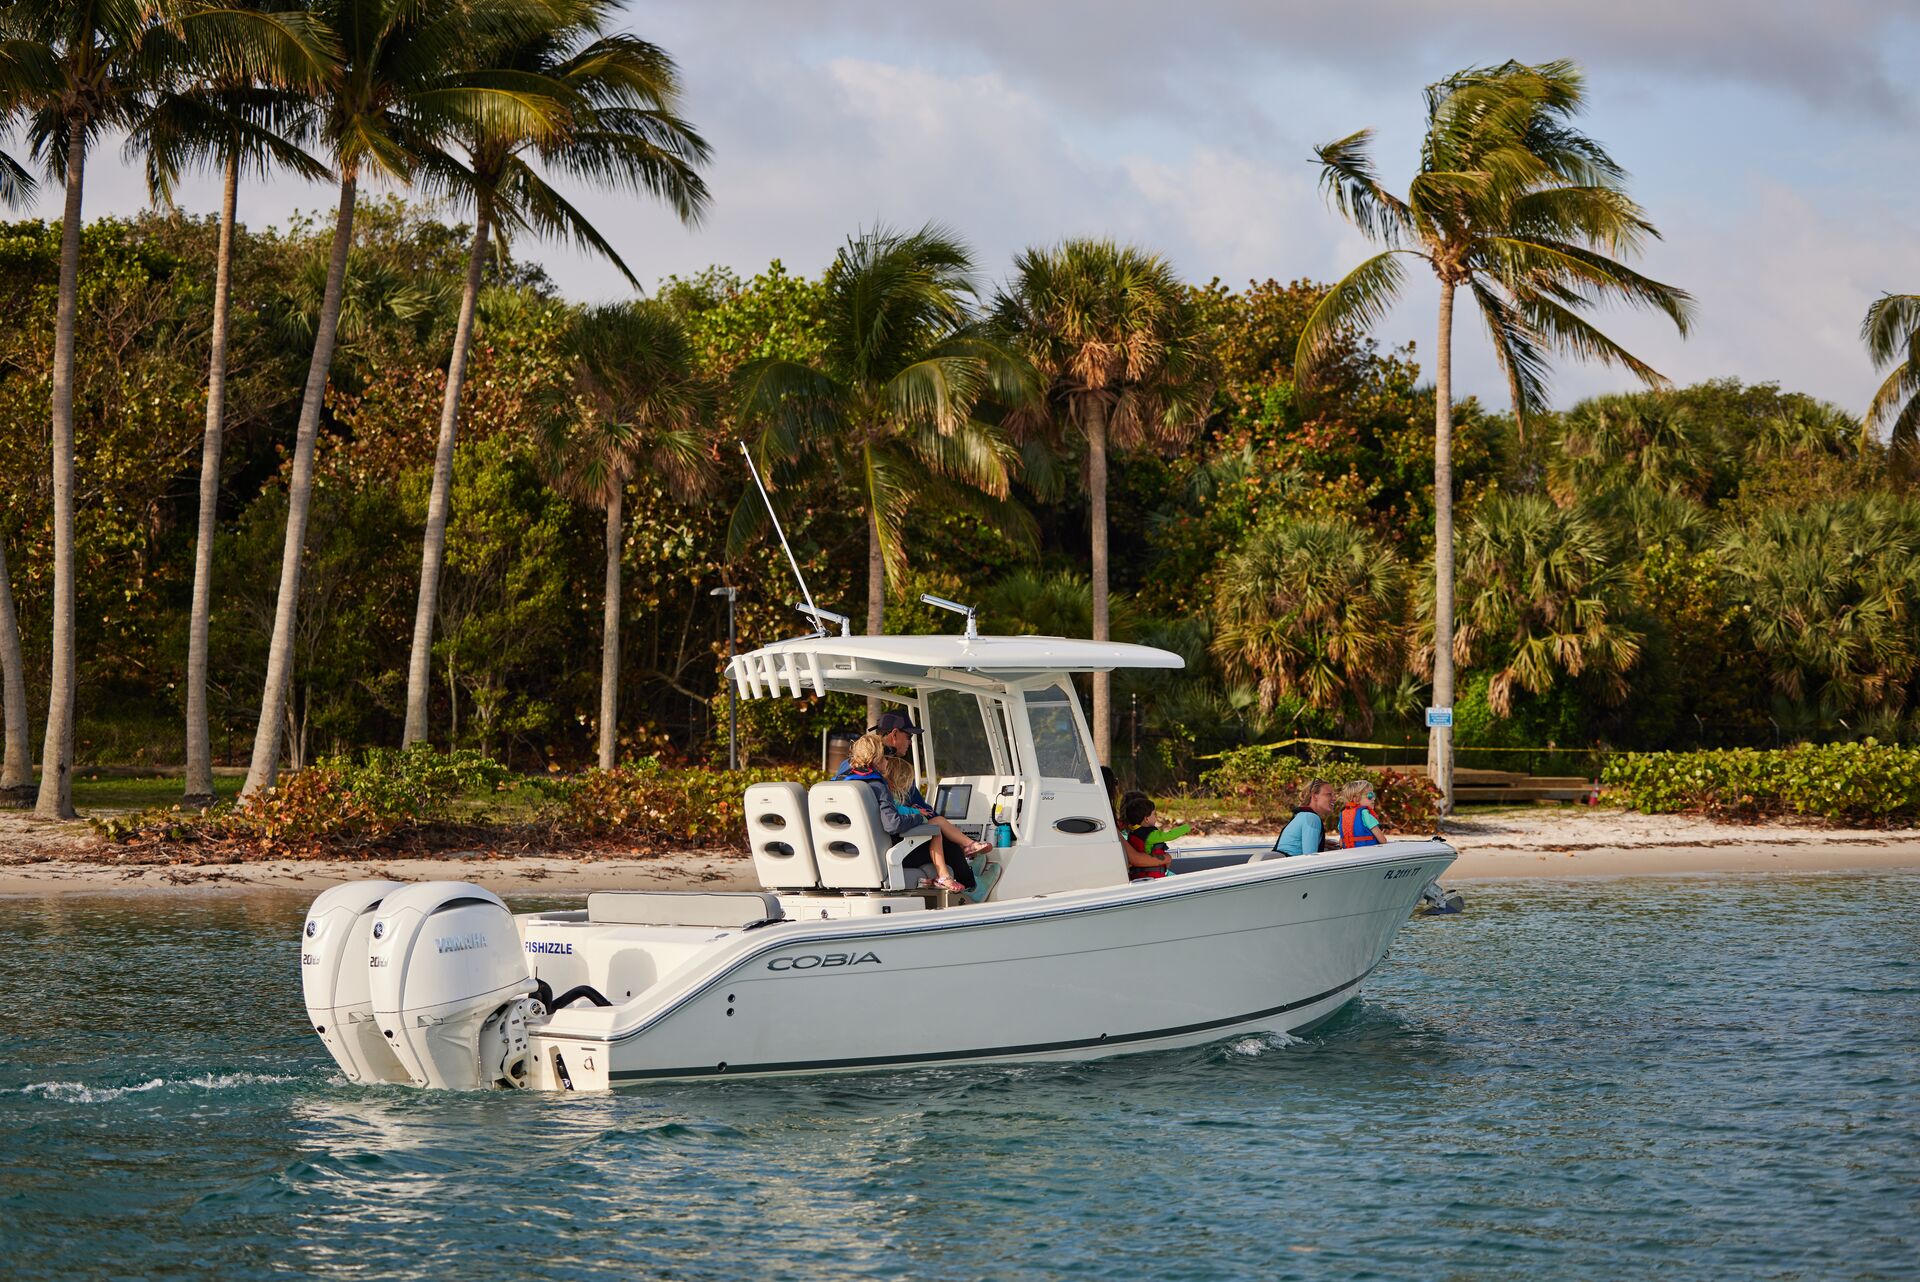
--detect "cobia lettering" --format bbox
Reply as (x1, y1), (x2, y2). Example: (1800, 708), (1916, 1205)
(767, 951), (883, 972)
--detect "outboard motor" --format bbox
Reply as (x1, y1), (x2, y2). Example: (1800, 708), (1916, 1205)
(1419, 879), (1466, 915)
(366, 882), (538, 1089)
(302, 881), (410, 1084)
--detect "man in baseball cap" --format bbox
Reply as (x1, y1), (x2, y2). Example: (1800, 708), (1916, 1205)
(872, 710), (924, 746)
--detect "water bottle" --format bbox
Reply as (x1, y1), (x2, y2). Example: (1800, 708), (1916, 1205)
(994, 822), (1012, 848)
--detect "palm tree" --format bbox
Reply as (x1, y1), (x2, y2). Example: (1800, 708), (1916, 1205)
(401, 6), (709, 748)
(1545, 391), (1710, 503)
(1210, 517), (1405, 735)
(1452, 493), (1642, 717)
(0, 0), (327, 817)
(992, 239), (1210, 763)
(735, 225), (1034, 669)
(240, 0), (568, 797)
(553, 302), (711, 769)
(1718, 497), (1920, 721)
(133, 6), (332, 806)
(0, 100), (34, 804)
(1294, 58), (1693, 809)
(1862, 293), (1920, 464)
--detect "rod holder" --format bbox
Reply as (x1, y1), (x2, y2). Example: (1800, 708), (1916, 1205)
(920, 593), (978, 640)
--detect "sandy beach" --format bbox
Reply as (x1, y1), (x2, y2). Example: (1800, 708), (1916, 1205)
(4, 806), (1918, 897)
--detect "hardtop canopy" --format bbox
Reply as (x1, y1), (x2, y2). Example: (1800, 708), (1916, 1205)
(727, 634), (1184, 699)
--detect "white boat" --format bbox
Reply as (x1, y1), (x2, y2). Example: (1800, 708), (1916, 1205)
(300, 630), (1455, 1091)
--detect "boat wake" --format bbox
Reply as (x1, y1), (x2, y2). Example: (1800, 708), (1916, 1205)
(20, 1072), (296, 1104)
(1221, 1031), (1303, 1058)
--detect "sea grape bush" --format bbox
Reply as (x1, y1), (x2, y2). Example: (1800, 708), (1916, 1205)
(540, 758), (828, 843)
(1602, 742), (1920, 824)
(1198, 747), (1440, 826)
(98, 745), (515, 850)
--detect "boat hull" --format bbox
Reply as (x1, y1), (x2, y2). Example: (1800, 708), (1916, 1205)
(527, 841), (1454, 1088)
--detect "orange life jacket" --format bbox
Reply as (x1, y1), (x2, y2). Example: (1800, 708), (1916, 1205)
(1339, 804), (1380, 848)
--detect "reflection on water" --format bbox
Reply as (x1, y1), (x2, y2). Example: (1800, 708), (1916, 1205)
(3, 875), (1916, 1281)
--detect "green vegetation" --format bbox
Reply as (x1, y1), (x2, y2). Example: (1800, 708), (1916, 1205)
(1200, 747), (1440, 828)
(1604, 743), (1920, 825)
(95, 746), (820, 857)
(72, 774), (246, 813)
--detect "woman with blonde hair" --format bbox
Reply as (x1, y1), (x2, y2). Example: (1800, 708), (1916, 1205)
(883, 756), (963, 891)
(1271, 777), (1336, 857)
(836, 731), (987, 890)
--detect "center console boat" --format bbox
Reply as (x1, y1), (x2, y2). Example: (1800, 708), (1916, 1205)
(301, 631), (1454, 1091)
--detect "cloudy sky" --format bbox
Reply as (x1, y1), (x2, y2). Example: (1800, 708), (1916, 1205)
(20, 0), (1920, 414)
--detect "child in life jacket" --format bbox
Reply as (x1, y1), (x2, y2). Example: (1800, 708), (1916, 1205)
(883, 756), (964, 892)
(1337, 780), (1387, 848)
(1120, 791), (1192, 880)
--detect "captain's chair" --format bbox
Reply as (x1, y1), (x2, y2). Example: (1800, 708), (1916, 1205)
(807, 781), (932, 891)
(745, 783), (821, 890)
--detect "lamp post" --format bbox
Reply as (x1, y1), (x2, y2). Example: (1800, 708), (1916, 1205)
(709, 586), (738, 770)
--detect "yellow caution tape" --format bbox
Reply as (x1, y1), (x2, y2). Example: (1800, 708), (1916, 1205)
(1194, 736), (1614, 762)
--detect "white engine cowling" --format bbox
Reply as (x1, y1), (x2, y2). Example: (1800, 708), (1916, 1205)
(366, 882), (537, 1089)
(301, 880), (409, 1084)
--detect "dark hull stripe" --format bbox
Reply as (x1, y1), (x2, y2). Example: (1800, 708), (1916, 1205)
(608, 963), (1376, 1081)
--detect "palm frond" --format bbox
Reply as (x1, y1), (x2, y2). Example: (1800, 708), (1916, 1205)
(1292, 250), (1411, 386)
(1480, 235), (1694, 333)
(1862, 293), (1920, 368)
(0, 148), (35, 207)
(1312, 129), (1413, 246)
(1469, 277), (1552, 428)
(1520, 294), (1668, 387)
(497, 158), (636, 285)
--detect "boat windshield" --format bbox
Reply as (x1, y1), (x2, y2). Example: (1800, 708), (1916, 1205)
(925, 687), (997, 777)
(1025, 683), (1094, 783)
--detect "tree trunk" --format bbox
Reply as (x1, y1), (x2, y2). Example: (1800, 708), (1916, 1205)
(184, 152), (240, 805)
(402, 208), (490, 747)
(598, 486), (623, 770)
(0, 534), (30, 798)
(1088, 399), (1112, 766)
(35, 129), (86, 820)
(1428, 278), (1457, 815)
(865, 499), (884, 727)
(242, 177), (358, 797)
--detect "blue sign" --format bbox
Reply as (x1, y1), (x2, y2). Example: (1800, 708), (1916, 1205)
(1425, 706), (1453, 728)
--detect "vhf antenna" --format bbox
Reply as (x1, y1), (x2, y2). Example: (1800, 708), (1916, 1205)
(738, 441), (847, 637)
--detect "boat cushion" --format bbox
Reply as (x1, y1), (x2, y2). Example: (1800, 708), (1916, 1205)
(585, 891), (785, 929)
(745, 782), (821, 889)
(808, 781), (929, 890)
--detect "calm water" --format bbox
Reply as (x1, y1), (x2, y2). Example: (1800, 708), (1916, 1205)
(3, 874), (1916, 1281)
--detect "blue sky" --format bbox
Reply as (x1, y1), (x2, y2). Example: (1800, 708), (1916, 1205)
(21, 0), (1920, 415)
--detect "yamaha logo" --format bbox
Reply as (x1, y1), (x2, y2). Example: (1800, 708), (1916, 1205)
(305, 921), (317, 937)
(372, 921), (386, 940)
(767, 951), (882, 973)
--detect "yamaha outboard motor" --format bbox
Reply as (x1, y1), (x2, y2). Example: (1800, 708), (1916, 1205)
(302, 881), (409, 1084)
(365, 882), (539, 1089)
